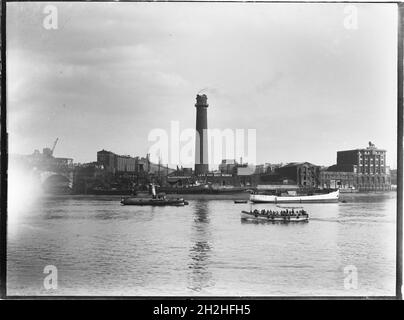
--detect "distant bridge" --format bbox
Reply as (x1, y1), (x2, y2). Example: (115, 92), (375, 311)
(39, 171), (74, 190)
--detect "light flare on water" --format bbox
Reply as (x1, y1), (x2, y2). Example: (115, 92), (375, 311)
(8, 166), (43, 225)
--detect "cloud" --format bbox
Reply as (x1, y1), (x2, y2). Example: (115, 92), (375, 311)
(6, 2), (398, 167)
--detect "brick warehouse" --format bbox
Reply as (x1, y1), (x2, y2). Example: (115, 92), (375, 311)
(320, 142), (391, 191)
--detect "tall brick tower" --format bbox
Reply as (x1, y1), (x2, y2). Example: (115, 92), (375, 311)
(194, 94), (209, 175)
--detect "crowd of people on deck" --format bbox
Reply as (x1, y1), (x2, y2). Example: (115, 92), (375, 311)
(251, 208), (308, 218)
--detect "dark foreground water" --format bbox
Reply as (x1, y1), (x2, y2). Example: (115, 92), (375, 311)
(7, 192), (396, 296)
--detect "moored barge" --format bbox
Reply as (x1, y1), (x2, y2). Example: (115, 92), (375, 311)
(250, 189), (339, 203)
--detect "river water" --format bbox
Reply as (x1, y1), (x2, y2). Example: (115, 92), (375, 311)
(7, 192), (396, 296)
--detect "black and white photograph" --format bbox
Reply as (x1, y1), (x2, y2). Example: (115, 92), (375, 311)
(1, 0), (402, 299)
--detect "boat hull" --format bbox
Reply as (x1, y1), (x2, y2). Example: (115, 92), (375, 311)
(250, 190), (339, 203)
(121, 197), (187, 206)
(240, 211), (309, 222)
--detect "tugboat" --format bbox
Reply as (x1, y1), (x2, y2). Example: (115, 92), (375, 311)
(241, 206), (309, 222)
(121, 185), (188, 206)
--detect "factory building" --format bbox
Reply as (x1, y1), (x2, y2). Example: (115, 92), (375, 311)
(254, 163), (281, 175)
(97, 150), (174, 181)
(336, 142), (387, 175)
(320, 142), (391, 191)
(116, 155), (136, 173)
(218, 159), (238, 174)
(319, 171), (357, 190)
(97, 150), (140, 175)
(275, 162), (321, 188)
(97, 150), (117, 174)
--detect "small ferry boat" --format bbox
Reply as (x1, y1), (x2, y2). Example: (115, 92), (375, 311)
(250, 189), (339, 203)
(241, 207), (309, 222)
(121, 185), (188, 206)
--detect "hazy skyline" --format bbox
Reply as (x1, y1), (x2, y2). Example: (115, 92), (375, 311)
(7, 2), (398, 169)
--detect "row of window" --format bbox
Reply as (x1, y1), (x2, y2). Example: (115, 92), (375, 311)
(322, 170), (386, 178)
(359, 157), (384, 161)
(322, 178), (389, 184)
(359, 151), (385, 156)
(358, 169), (385, 174)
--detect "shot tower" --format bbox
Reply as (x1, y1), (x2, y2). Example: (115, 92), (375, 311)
(194, 94), (209, 175)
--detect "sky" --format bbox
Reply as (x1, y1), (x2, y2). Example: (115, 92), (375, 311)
(7, 2), (398, 169)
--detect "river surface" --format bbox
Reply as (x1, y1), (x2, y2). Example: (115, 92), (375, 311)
(7, 192), (396, 296)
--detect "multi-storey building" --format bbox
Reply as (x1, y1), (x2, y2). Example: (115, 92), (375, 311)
(336, 142), (387, 175)
(218, 159), (237, 174)
(96, 150), (174, 181)
(320, 142), (391, 191)
(275, 162), (321, 188)
(254, 163), (282, 175)
(97, 150), (137, 174)
(116, 155), (136, 173)
(96, 150), (117, 173)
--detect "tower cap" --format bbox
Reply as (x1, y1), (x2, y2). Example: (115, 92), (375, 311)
(195, 94), (208, 107)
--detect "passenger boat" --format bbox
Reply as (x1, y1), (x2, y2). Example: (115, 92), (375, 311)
(241, 208), (309, 222)
(250, 189), (339, 203)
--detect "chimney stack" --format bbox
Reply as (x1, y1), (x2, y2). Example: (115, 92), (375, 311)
(194, 94), (209, 175)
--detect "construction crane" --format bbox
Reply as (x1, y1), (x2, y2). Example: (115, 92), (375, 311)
(51, 138), (59, 156)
